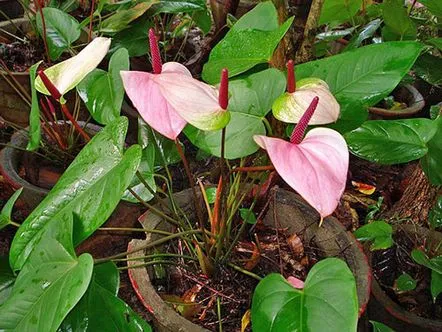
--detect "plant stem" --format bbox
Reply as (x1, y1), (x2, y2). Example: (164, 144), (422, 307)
(231, 165), (275, 173)
(35, 0), (51, 64)
(60, 103), (90, 142)
(262, 117), (273, 136)
(118, 260), (174, 270)
(217, 297), (223, 332)
(88, 0), (95, 42)
(98, 227), (172, 235)
(227, 262), (262, 281)
(112, 253), (195, 262)
(94, 229), (202, 264)
(0, 143), (49, 160)
(8, 221), (21, 227)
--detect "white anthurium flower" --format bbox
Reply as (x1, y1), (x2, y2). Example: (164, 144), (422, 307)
(35, 37), (111, 96)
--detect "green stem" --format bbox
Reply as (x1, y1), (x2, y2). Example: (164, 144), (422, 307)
(112, 253), (196, 262)
(262, 117), (273, 136)
(8, 221), (21, 227)
(98, 227), (172, 235)
(118, 260), (174, 270)
(228, 262), (262, 281)
(217, 297), (223, 332)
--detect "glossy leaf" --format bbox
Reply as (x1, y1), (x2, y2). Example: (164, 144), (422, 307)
(150, 0), (205, 14)
(0, 188), (23, 231)
(35, 37), (111, 97)
(202, 2), (293, 83)
(382, 0), (416, 40)
(0, 215), (93, 331)
(27, 61), (43, 151)
(395, 273), (417, 292)
(77, 48), (129, 125)
(421, 117), (442, 185)
(60, 262), (151, 332)
(345, 119), (438, 164)
(185, 68), (285, 159)
(36, 7), (81, 60)
(319, 0), (362, 25)
(431, 271), (442, 302)
(411, 250), (442, 274)
(345, 19), (382, 50)
(354, 221), (394, 250)
(205, 187), (217, 204)
(254, 128), (349, 218)
(429, 196), (442, 229)
(0, 257), (14, 306)
(417, 0), (442, 17)
(100, 1), (156, 33)
(296, 41), (423, 109)
(414, 53), (442, 87)
(428, 38), (442, 51)
(370, 321), (395, 332)
(110, 18), (153, 57)
(240, 208), (257, 224)
(251, 258), (358, 332)
(9, 117), (142, 271)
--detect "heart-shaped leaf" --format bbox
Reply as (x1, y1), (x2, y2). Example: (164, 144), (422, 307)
(0, 257), (15, 306)
(59, 262), (152, 332)
(9, 117), (142, 271)
(382, 0), (416, 40)
(36, 7), (81, 61)
(319, 0), (362, 25)
(184, 68), (285, 159)
(395, 273), (417, 292)
(77, 48), (129, 125)
(417, 0), (442, 17)
(0, 215), (93, 331)
(252, 258), (358, 331)
(345, 119), (438, 164)
(354, 220), (394, 250)
(202, 2), (294, 83)
(421, 117), (442, 185)
(254, 128), (349, 218)
(110, 18), (153, 57)
(100, 1), (157, 33)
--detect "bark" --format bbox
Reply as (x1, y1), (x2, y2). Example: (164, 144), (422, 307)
(382, 163), (441, 225)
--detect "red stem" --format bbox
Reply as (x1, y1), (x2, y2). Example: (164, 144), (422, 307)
(286, 60), (295, 93)
(88, 0), (95, 42)
(60, 104), (90, 142)
(149, 28), (162, 74)
(35, 0), (50, 64)
(219, 68), (229, 109)
(290, 96), (319, 145)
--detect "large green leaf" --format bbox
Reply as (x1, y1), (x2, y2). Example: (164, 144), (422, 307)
(100, 1), (156, 34)
(59, 262), (151, 332)
(9, 117), (142, 271)
(421, 117), (442, 185)
(149, 0), (205, 14)
(252, 258), (358, 332)
(202, 2), (293, 83)
(26, 61), (43, 151)
(319, 0), (363, 25)
(417, 0), (442, 17)
(431, 271), (442, 302)
(0, 257), (14, 306)
(428, 38), (442, 51)
(77, 48), (129, 125)
(413, 53), (442, 87)
(345, 118), (438, 164)
(382, 0), (416, 40)
(36, 7), (81, 61)
(185, 68), (285, 159)
(0, 215), (93, 331)
(296, 41), (423, 108)
(110, 18), (153, 57)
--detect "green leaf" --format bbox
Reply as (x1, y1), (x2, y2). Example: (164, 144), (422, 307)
(193, 9), (211, 35)
(316, 27), (356, 42)
(411, 250), (442, 274)
(354, 221), (394, 250)
(60, 262), (151, 332)
(0, 257), (15, 306)
(345, 119), (438, 164)
(428, 38), (442, 51)
(319, 0), (363, 25)
(0, 188), (23, 231)
(202, 2), (293, 83)
(370, 321), (396, 332)
(77, 48), (129, 125)
(36, 7), (81, 61)
(27, 61), (43, 151)
(429, 196), (442, 229)
(0, 215), (93, 331)
(421, 117), (442, 185)
(232, 1), (279, 31)
(296, 41), (424, 109)
(185, 68), (285, 158)
(251, 258), (358, 332)
(110, 18), (153, 57)
(9, 117), (142, 271)
(344, 19), (382, 51)
(240, 208), (257, 224)
(413, 53), (442, 87)
(395, 273), (417, 292)
(382, 0), (416, 40)
(100, 1), (156, 33)
(416, 0), (442, 17)
(150, 0), (205, 14)
(205, 187), (216, 204)
(431, 271), (442, 302)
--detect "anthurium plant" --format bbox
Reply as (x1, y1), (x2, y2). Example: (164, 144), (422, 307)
(0, 1), (433, 331)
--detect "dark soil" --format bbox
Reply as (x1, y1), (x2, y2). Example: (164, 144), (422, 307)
(0, 40), (43, 72)
(372, 227), (442, 319)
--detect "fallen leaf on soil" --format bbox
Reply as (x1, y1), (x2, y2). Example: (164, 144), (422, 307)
(287, 233), (304, 259)
(244, 242), (260, 271)
(241, 309), (251, 332)
(351, 181), (376, 195)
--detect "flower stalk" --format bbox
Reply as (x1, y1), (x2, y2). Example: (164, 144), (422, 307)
(286, 60), (296, 93)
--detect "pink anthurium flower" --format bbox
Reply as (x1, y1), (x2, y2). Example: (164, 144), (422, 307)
(121, 29), (230, 140)
(272, 60), (340, 125)
(254, 97), (349, 223)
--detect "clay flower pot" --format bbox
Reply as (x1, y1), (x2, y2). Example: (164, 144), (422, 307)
(367, 224), (442, 332)
(127, 188), (372, 331)
(368, 84), (425, 119)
